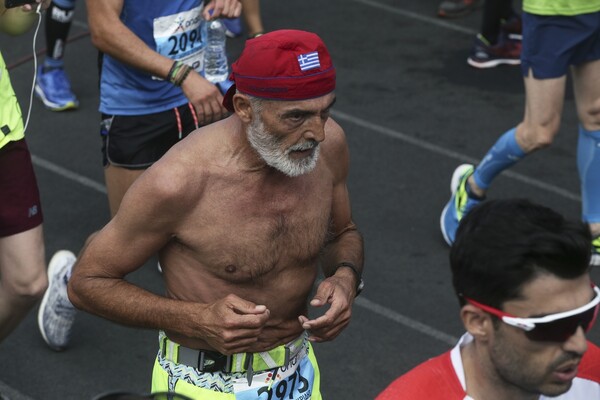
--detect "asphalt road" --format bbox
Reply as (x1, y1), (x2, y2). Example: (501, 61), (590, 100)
(1, 0), (599, 399)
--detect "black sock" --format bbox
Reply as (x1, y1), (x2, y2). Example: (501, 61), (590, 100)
(480, 0), (513, 45)
(44, 1), (75, 69)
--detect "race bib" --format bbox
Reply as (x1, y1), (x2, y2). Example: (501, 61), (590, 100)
(153, 5), (205, 74)
(233, 351), (315, 400)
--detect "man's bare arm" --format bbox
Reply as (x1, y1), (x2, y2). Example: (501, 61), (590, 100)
(84, 0), (241, 124)
(299, 119), (365, 341)
(320, 118), (364, 291)
(67, 161), (270, 354)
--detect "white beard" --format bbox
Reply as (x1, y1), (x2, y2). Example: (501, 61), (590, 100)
(247, 115), (320, 177)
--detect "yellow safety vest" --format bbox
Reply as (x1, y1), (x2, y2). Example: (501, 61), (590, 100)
(0, 51), (25, 149)
(524, 0), (600, 16)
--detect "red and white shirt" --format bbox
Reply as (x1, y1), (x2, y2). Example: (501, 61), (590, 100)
(376, 334), (600, 399)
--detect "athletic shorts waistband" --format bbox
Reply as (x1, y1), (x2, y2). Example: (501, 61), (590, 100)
(159, 330), (308, 374)
(101, 102), (199, 169)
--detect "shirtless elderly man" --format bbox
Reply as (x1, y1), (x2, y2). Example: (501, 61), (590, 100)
(68, 29), (364, 399)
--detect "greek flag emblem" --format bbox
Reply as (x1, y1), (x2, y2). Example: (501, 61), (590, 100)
(297, 51), (320, 71)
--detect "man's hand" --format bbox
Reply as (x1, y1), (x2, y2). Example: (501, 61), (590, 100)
(196, 294), (271, 355)
(21, 0), (50, 12)
(180, 71), (229, 126)
(297, 270), (356, 342)
(179, 0), (241, 125)
(202, 0), (242, 20)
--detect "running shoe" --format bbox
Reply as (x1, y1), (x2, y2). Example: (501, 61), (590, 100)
(222, 17), (243, 38)
(467, 34), (521, 69)
(592, 235), (600, 267)
(440, 164), (483, 245)
(38, 250), (77, 351)
(501, 13), (522, 41)
(34, 66), (79, 111)
(437, 0), (481, 18)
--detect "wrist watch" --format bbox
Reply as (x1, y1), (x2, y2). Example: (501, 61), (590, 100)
(334, 262), (364, 297)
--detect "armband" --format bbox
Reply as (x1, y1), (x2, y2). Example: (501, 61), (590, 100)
(167, 61), (192, 86)
(167, 60), (182, 84)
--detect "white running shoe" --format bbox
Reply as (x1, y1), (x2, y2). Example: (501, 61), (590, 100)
(38, 250), (77, 351)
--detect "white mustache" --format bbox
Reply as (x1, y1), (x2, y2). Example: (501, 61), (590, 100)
(288, 141), (318, 152)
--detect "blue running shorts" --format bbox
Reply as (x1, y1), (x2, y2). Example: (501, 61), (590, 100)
(521, 11), (600, 79)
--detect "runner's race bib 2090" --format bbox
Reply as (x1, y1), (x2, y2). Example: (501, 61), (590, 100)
(153, 6), (205, 76)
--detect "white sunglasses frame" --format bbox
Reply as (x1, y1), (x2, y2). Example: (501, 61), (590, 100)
(500, 285), (600, 332)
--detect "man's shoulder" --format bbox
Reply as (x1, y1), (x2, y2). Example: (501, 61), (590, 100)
(139, 137), (212, 201)
(324, 117), (345, 145)
(376, 350), (466, 400)
(320, 117), (349, 177)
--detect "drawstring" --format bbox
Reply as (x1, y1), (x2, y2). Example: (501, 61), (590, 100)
(188, 102), (199, 129)
(174, 106), (183, 140)
(174, 103), (199, 140)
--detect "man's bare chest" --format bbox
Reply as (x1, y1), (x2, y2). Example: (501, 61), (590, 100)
(173, 177), (333, 275)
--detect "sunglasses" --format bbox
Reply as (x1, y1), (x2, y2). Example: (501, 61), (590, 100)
(465, 285), (600, 342)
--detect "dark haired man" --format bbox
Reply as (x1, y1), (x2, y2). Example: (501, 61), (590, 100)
(68, 29), (364, 399)
(378, 199), (600, 399)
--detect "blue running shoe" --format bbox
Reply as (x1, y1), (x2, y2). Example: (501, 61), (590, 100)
(222, 17), (243, 38)
(440, 164), (483, 245)
(35, 66), (79, 111)
(592, 235), (600, 267)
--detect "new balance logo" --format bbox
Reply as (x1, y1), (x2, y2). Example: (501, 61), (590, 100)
(28, 205), (38, 218)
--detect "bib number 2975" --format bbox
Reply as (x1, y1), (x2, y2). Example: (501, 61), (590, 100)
(256, 368), (311, 400)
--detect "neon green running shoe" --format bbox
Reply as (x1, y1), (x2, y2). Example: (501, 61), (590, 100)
(440, 164), (483, 245)
(592, 235), (600, 267)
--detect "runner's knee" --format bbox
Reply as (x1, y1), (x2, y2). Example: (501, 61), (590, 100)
(578, 98), (600, 131)
(518, 121), (559, 151)
(2, 271), (47, 303)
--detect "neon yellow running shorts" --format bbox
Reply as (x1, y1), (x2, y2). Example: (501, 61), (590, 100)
(151, 334), (322, 399)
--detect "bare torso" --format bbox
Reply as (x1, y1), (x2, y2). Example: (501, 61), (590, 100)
(158, 120), (336, 350)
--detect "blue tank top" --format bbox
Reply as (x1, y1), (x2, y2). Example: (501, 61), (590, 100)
(100, 0), (206, 115)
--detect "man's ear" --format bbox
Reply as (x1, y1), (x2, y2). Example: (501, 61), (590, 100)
(233, 94), (253, 123)
(461, 304), (494, 343)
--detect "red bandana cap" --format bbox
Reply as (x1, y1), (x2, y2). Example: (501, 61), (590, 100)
(222, 29), (336, 112)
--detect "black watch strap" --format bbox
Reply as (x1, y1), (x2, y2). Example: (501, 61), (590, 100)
(333, 262), (364, 297)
